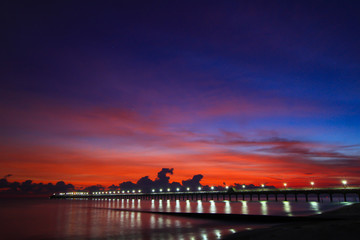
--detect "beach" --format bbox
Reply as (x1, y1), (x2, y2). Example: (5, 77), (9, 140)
(224, 203), (360, 240)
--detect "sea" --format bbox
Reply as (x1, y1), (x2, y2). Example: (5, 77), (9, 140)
(0, 196), (355, 240)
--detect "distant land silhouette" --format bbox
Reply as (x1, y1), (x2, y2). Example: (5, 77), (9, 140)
(0, 168), (275, 196)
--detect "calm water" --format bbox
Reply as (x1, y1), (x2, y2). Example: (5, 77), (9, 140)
(0, 198), (351, 240)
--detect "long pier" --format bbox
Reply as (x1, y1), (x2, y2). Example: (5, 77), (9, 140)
(51, 187), (360, 202)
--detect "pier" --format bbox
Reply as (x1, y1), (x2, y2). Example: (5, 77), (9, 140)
(51, 187), (360, 202)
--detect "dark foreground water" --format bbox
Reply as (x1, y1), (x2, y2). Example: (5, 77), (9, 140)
(0, 198), (352, 240)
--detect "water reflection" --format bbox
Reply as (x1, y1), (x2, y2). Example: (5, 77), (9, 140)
(224, 201), (231, 214)
(166, 199), (171, 211)
(159, 199), (163, 210)
(0, 198), (350, 240)
(283, 201), (292, 216)
(241, 200), (249, 214)
(186, 200), (191, 212)
(150, 215), (156, 229)
(131, 199), (135, 208)
(197, 200), (203, 213)
(210, 200), (216, 213)
(158, 216), (164, 228)
(151, 199), (155, 210)
(310, 201), (321, 214)
(260, 201), (268, 215)
(175, 200), (181, 212)
(214, 229), (222, 239)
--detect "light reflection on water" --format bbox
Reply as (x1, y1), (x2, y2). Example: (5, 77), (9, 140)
(310, 201), (321, 215)
(224, 201), (231, 214)
(175, 199), (181, 212)
(197, 200), (203, 213)
(283, 201), (292, 216)
(242, 200), (249, 214)
(260, 201), (268, 215)
(210, 200), (216, 213)
(0, 198), (351, 240)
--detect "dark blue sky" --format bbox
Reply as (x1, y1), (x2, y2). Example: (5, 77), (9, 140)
(1, 1), (359, 187)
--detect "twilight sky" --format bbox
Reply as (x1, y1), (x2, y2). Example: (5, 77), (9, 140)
(1, 1), (360, 188)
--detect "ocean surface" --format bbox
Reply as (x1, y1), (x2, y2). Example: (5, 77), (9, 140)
(0, 198), (353, 240)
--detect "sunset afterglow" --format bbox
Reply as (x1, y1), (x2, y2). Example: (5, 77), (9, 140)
(1, 1), (359, 191)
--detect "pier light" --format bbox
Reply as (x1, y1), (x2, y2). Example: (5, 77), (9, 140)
(167, 188), (171, 192)
(159, 189), (163, 192)
(132, 190), (135, 193)
(211, 186), (214, 190)
(105, 191), (108, 194)
(176, 188), (180, 191)
(261, 184), (265, 188)
(122, 190), (125, 193)
(152, 189), (155, 192)
(342, 180), (347, 188)
(242, 185), (246, 189)
(283, 183), (287, 189)
(225, 186), (229, 189)
(127, 190), (130, 193)
(186, 187), (190, 191)
(198, 187), (202, 191)
(138, 190), (142, 193)
(117, 191), (120, 193)
(310, 182), (315, 188)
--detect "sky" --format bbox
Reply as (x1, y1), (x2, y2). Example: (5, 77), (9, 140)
(1, 1), (360, 189)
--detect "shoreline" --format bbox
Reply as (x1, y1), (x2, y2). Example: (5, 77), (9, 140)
(223, 203), (360, 240)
